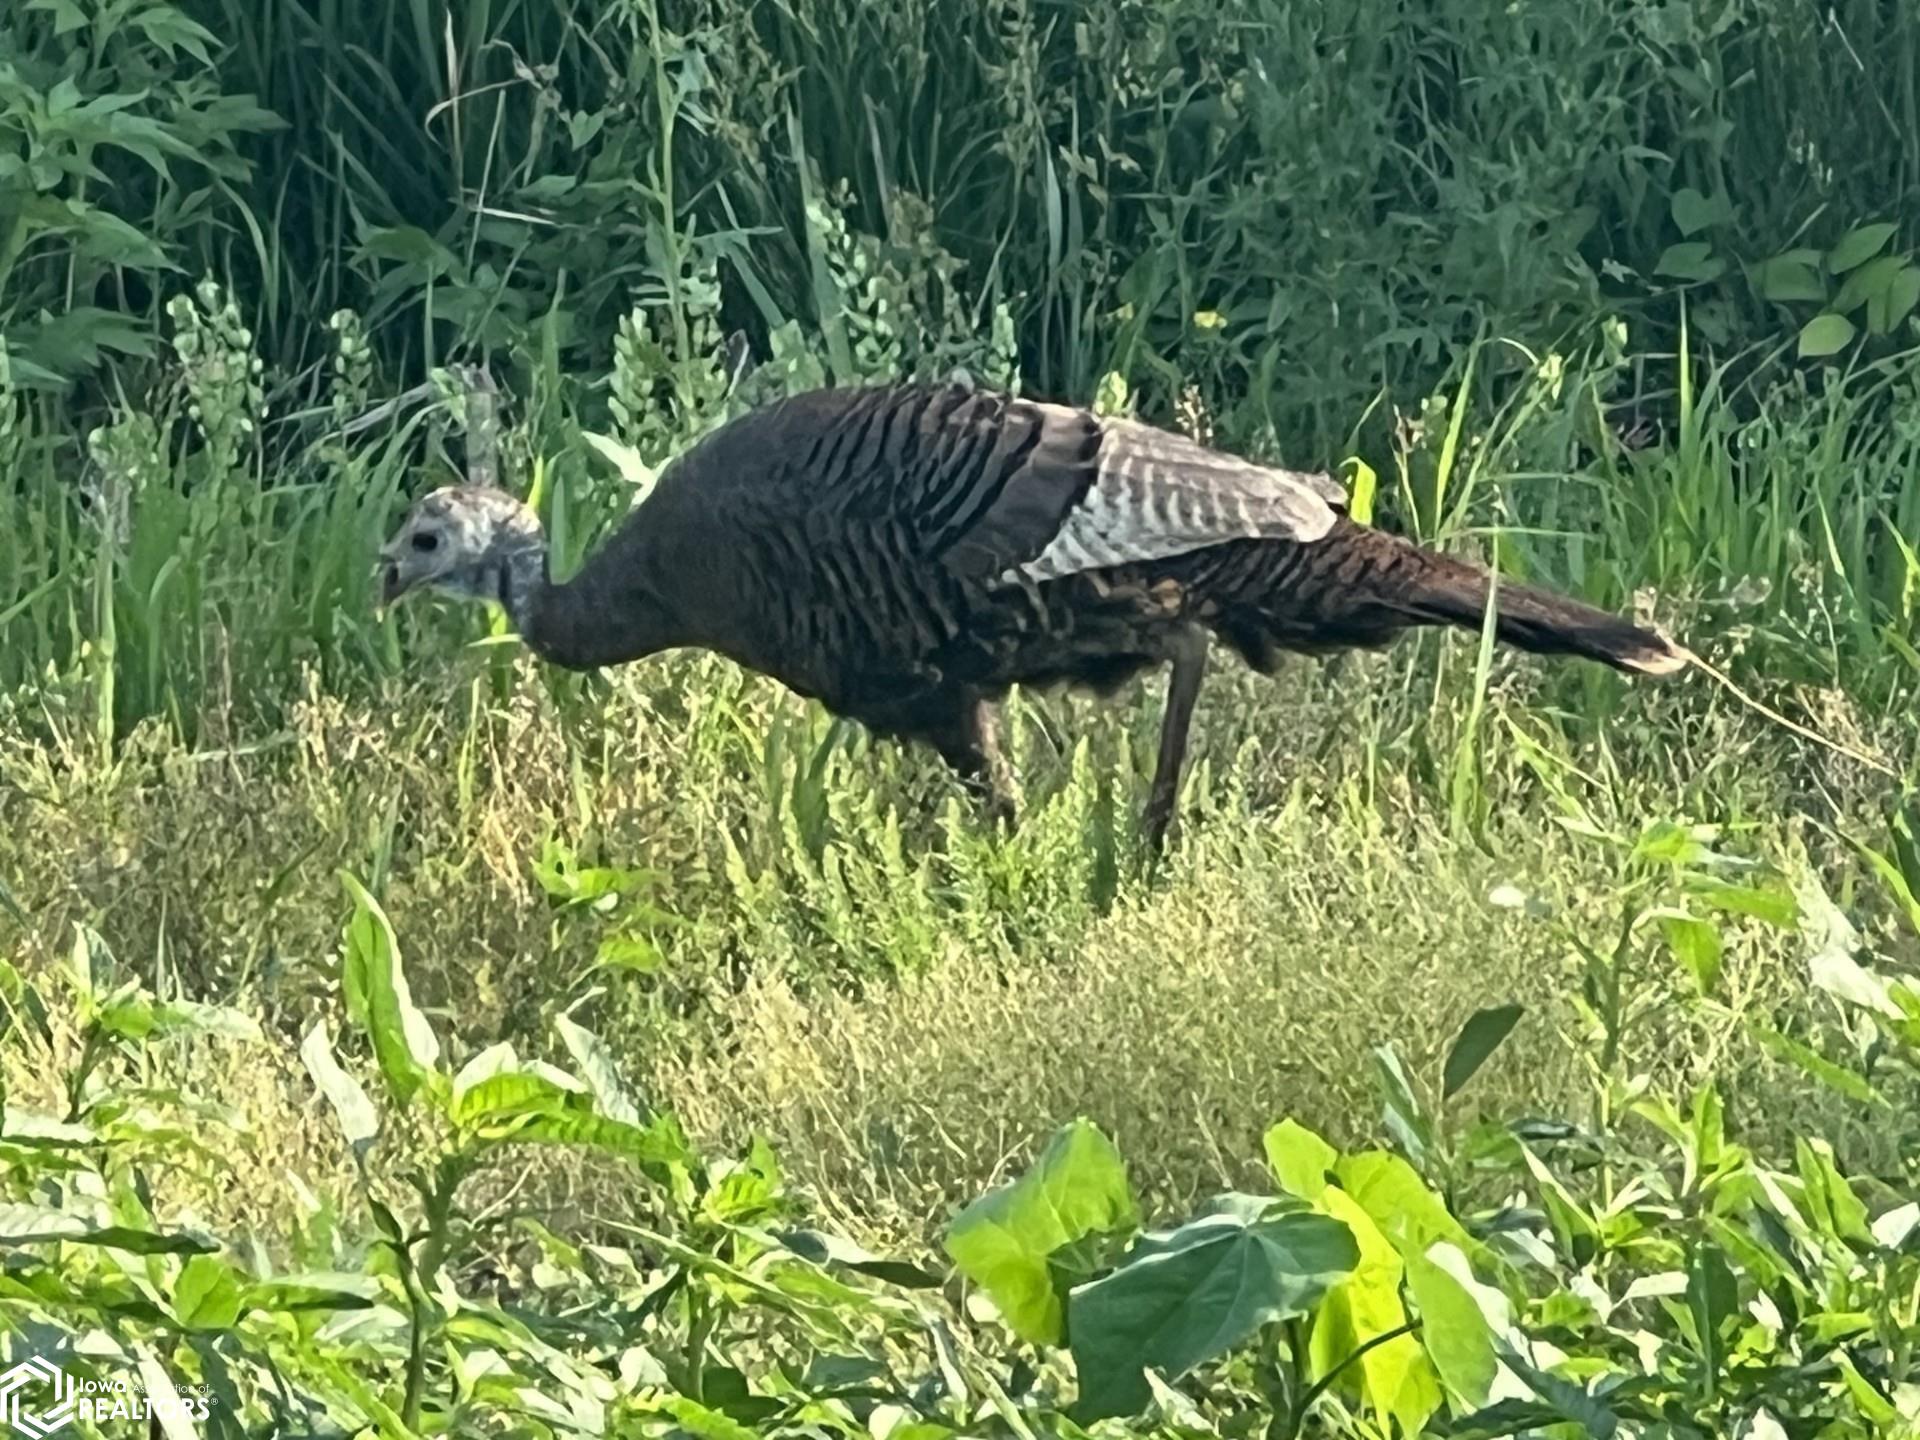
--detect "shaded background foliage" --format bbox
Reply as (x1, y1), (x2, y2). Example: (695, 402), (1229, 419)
(7, 0), (1919, 447)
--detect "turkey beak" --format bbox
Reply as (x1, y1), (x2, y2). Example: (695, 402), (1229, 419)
(375, 542), (415, 615)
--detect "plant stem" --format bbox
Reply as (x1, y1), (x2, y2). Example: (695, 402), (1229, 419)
(400, 1252), (430, 1431)
(400, 1156), (468, 1430)
(1296, 1321), (1422, 1420)
(65, 1028), (106, 1122)
(640, 0), (690, 365)
(684, 1282), (713, 1401)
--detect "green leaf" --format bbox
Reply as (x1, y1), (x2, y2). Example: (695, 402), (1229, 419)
(1442, 1004), (1524, 1100)
(95, 989), (263, 1045)
(1517, 1146), (1599, 1266)
(1867, 262), (1920, 334)
(1753, 1025), (1887, 1106)
(580, 431), (659, 496)
(1702, 1215), (1791, 1292)
(1371, 1045), (1432, 1166)
(1498, 1346), (1619, 1437)
(135, 1343), (202, 1440)
(1631, 818), (1716, 867)
(1406, 1245), (1497, 1409)
(451, 1041), (520, 1104)
(354, 224), (460, 275)
(1067, 1200), (1357, 1421)
(1835, 1353), (1900, 1425)
(1308, 1186), (1442, 1434)
(1881, 265), (1920, 334)
(127, 5), (220, 63)
(1660, 915), (1723, 993)
(1755, 256), (1826, 303)
(776, 1229), (945, 1289)
(172, 1254), (244, 1331)
(1827, 222), (1898, 273)
(26, 0), (89, 35)
(1849, 827), (1920, 937)
(1670, 187), (1731, 237)
(1806, 1310), (1875, 1344)
(1345, 456), (1378, 526)
(555, 1014), (643, 1125)
(649, 1394), (760, 1440)
(69, 922), (103, 1002)
(298, 1020), (380, 1155)
(1797, 312), (1856, 357)
(1264, 1119), (1339, 1199)
(0, 876), (24, 926)
(1686, 1243), (1738, 1389)
(591, 933), (665, 974)
(0, 1203), (218, 1255)
(451, 1070), (582, 1127)
(944, 1120), (1137, 1346)
(1795, 1138), (1872, 1246)
(1334, 1151), (1474, 1260)
(703, 1138), (783, 1226)
(150, 998), (263, 1043)
(1656, 242), (1725, 281)
(492, 1108), (693, 1174)
(1686, 879), (1798, 927)
(243, 1271), (381, 1313)
(95, 985), (158, 1039)
(338, 872), (441, 1106)
(1833, 254), (1906, 316)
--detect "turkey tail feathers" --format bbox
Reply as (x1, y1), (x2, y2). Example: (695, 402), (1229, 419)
(1360, 527), (1687, 677)
(1416, 565), (1685, 675)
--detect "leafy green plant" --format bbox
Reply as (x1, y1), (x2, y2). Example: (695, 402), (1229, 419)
(2, 879), (958, 1434)
(1736, 221), (1920, 359)
(0, 0), (280, 389)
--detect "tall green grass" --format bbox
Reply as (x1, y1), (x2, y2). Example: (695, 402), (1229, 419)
(5, 298), (1918, 759)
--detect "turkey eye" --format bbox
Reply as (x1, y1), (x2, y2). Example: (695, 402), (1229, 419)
(411, 532), (440, 553)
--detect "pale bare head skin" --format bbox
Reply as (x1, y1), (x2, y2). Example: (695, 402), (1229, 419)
(376, 485), (542, 611)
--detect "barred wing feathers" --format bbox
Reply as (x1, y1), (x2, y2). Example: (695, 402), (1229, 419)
(996, 409), (1347, 584)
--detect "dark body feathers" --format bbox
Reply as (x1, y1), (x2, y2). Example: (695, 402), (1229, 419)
(523, 382), (1682, 838)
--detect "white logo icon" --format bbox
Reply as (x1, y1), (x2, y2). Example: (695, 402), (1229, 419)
(0, 1358), (78, 1438)
(0, 1359), (211, 1435)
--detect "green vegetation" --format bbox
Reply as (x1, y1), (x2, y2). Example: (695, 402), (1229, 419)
(4, 0), (1920, 1434)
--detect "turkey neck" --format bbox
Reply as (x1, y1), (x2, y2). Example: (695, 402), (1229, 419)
(497, 530), (689, 672)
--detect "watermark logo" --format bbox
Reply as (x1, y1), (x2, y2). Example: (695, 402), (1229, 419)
(0, 1358), (212, 1436)
(0, 1359), (76, 1438)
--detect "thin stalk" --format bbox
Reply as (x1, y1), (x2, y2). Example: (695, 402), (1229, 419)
(684, 1284), (714, 1401)
(92, 516), (117, 759)
(400, 1156), (467, 1431)
(1290, 1322), (1422, 1435)
(639, 0), (691, 363)
(399, 1253), (430, 1431)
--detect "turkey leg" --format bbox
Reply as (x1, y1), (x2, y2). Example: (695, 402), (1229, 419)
(915, 692), (1017, 828)
(971, 698), (1017, 826)
(1141, 627), (1209, 851)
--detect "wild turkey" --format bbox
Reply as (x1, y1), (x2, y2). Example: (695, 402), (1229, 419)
(378, 382), (1685, 847)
